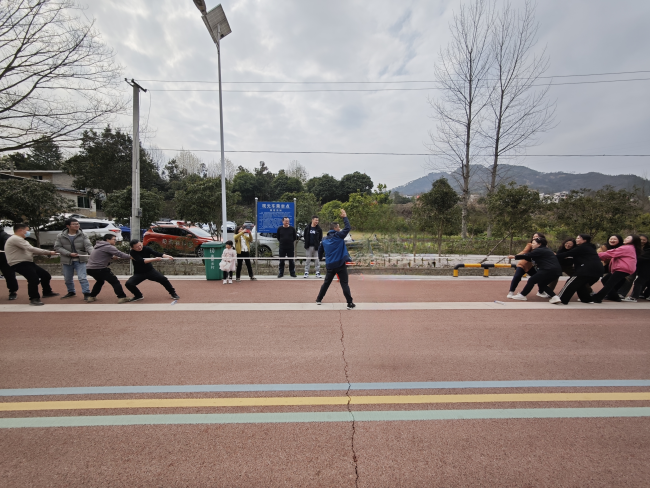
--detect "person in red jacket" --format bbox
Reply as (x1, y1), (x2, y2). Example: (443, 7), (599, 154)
(592, 235), (642, 303)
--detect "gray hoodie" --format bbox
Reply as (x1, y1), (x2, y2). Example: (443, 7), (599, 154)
(86, 240), (131, 269)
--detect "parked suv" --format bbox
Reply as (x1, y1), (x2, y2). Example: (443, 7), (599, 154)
(34, 218), (123, 247)
(143, 224), (216, 256)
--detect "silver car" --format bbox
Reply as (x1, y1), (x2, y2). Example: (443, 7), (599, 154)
(33, 218), (123, 247)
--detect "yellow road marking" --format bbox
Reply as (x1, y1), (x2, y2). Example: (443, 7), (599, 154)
(0, 392), (649, 411)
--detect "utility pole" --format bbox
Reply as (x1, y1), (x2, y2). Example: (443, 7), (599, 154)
(125, 79), (147, 245)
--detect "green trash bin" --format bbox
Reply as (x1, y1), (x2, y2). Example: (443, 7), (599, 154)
(202, 241), (225, 280)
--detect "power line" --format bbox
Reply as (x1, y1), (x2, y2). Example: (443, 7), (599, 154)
(139, 69), (650, 84)
(148, 77), (650, 92)
(156, 149), (650, 157)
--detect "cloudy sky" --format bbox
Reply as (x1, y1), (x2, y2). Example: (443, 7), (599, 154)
(84, 0), (650, 189)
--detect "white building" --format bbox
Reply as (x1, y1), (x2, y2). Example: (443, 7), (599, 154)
(0, 170), (101, 217)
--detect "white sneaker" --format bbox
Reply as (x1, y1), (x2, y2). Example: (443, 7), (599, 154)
(316, 273), (322, 278)
(507, 291), (514, 298)
(536, 292), (550, 298)
(623, 297), (637, 302)
(304, 272), (309, 278)
(549, 296), (562, 304)
(228, 279), (233, 284)
(223, 280), (227, 284)
(510, 293), (527, 301)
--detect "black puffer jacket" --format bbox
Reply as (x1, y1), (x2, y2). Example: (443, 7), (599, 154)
(515, 246), (562, 275)
(637, 243), (650, 275)
(556, 243), (604, 277)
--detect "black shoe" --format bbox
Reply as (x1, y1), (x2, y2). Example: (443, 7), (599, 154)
(42, 292), (60, 298)
(592, 298), (603, 304)
(347, 303), (356, 310)
(277, 274), (283, 278)
(83, 294), (91, 301)
(131, 297), (144, 302)
(9, 293), (17, 300)
(250, 276), (257, 280)
(30, 299), (44, 306)
(290, 274), (297, 278)
(316, 299), (322, 305)
(171, 294), (180, 300)
(61, 292), (76, 299)
(235, 278), (241, 282)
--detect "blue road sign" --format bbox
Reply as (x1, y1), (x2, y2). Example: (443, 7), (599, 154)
(257, 201), (295, 233)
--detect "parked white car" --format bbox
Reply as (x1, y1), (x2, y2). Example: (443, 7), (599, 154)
(246, 225), (354, 257)
(33, 218), (123, 247)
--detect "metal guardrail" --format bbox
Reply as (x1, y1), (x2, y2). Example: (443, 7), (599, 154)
(453, 263), (517, 277)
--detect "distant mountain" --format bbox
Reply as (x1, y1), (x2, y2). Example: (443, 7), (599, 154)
(391, 165), (648, 196)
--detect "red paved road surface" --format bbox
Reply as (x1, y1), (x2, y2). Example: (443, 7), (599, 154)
(1, 279), (649, 486)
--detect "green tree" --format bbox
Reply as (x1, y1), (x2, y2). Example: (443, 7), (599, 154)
(253, 161), (275, 200)
(279, 192), (321, 230)
(554, 186), (642, 238)
(271, 170), (304, 199)
(307, 174), (340, 204)
(413, 178), (460, 255)
(64, 126), (163, 198)
(0, 179), (73, 246)
(320, 200), (345, 225)
(340, 171), (373, 200)
(232, 170), (257, 204)
(5, 137), (63, 170)
(174, 177), (240, 234)
(102, 186), (164, 229)
(487, 182), (540, 253)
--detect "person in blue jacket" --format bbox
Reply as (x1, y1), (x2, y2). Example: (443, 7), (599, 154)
(316, 209), (355, 309)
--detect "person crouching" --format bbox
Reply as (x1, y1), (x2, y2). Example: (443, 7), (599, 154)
(86, 234), (133, 303)
(125, 239), (180, 302)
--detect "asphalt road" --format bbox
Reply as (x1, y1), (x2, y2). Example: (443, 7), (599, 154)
(1, 277), (649, 487)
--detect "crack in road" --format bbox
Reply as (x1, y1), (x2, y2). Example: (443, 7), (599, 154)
(338, 309), (359, 488)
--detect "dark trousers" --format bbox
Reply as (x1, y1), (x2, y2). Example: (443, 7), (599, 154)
(87, 268), (126, 298)
(278, 246), (295, 276)
(223, 270), (233, 279)
(631, 273), (650, 299)
(236, 251), (253, 279)
(509, 267), (537, 292)
(317, 264), (353, 304)
(520, 269), (558, 297)
(1, 257), (18, 293)
(125, 270), (176, 298)
(11, 261), (51, 300)
(593, 271), (629, 301)
(556, 275), (600, 304)
(617, 272), (636, 297)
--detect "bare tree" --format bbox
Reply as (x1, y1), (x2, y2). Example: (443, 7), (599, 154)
(205, 157), (236, 181)
(286, 160), (309, 183)
(428, 0), (494, 238)
(0, 0), (124, 154)
(176, 149), (204, 175)
(483, 0), (555, 236)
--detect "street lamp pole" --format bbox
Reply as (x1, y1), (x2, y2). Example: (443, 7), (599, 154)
(193, 1), (232, 241)
(216, 24), (227, 241)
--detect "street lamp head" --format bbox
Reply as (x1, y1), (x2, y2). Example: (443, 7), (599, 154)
(193, 0), (208, 16)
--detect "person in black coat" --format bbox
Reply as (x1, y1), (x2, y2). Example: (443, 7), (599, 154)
(627, 234), (650, 301)
(507, 237), (561, 300)
(0, 229), (19, 300)
(276, 217), (297, 278)
(550, 234), (604, 305)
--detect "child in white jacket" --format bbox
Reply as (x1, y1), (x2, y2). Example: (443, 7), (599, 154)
(220, 240), (237, 284)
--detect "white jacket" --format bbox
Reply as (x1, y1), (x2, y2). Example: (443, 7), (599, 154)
(5, 235), (51, 266)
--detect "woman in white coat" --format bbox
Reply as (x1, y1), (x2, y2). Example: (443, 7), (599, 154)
(219, 240), (237, 284)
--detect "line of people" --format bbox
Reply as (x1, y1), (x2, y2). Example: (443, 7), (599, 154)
(506, 232), (649, 305)
(1, 219), (181, 305)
